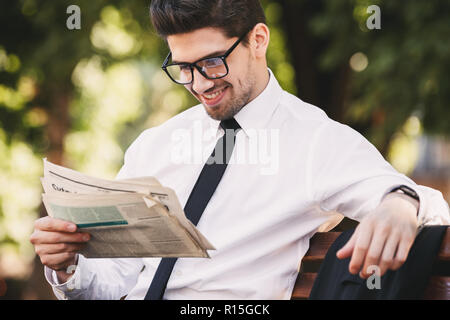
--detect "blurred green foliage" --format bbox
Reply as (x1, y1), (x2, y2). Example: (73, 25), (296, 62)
(0, 0), (298, 283)
(276, 0), (449, 154)
(0, 0), (448, 296)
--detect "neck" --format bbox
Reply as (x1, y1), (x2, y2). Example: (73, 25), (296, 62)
(248, 65), (270, 103)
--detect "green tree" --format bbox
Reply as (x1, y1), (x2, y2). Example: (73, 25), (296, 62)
(0, 0), (176, 298)
(276, 0), (450, 154)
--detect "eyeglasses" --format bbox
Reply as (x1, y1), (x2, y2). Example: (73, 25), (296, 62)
(162, 32), (248, 85)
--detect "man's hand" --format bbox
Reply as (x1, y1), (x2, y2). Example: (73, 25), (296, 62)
(336, 192), (419, 278)
(30, 216), (90, 283)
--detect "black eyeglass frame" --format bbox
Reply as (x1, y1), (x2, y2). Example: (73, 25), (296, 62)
(162, 32), (248, 85)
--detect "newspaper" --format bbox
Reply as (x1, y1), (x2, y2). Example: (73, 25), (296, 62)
(41, 159), (215, 258)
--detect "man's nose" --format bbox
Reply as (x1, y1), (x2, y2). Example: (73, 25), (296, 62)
(191, 68), (214, 94)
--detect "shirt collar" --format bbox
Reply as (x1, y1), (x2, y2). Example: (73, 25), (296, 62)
(205, 68), (283, 138)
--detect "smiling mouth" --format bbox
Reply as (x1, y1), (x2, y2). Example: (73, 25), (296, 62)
(200, 86), (229, 107)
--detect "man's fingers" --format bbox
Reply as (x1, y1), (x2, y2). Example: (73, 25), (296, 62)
(39, 252), (78, 271)
(392, 235), (414, 270)
(378, 232), (400, 276)
(336, 232), (356, 259)
(35, 216), (77, 233)
(35, 243), (86, 255)
(30, 230), (90, 245)
(348, 224), (373, 275)
(360, 226), (390, 278)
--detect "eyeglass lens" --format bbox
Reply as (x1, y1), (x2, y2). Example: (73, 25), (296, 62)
(166, 57), (228, 84)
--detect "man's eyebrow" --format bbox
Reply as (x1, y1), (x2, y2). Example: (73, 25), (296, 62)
(171, 50), (227, 64)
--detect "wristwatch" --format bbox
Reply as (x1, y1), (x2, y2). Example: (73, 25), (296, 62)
(389, 185), (424, 234)
(389, 185), (420, 202)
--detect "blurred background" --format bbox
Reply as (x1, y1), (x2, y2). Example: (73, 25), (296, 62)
(0, 0), (448, 299)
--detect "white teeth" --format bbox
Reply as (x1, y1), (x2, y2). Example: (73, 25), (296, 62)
(203, 88), (224, 100)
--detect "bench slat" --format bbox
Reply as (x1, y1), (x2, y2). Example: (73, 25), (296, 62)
(292, 272), (316, 299)
(423, 276), (450, 299)
(302, 232), (340, 262)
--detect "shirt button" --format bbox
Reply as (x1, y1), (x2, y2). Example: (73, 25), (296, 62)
(175, 270), (183, 276)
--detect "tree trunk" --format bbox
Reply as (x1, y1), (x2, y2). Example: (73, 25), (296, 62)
(278, 0), (350, 122)
(22, 84), (71, 300)
(277, 0), (394, 156)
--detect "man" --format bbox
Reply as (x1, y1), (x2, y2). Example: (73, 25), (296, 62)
(30, 0), (449, 299)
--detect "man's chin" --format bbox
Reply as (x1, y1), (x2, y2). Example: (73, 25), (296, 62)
(201, 93), (248, 121)
(203, 104), (229, 121)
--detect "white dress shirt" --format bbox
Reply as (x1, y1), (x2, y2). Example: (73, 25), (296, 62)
(45, 69), (450, 300)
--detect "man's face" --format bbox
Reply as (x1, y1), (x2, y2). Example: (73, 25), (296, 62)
(167, 28), (257, 121)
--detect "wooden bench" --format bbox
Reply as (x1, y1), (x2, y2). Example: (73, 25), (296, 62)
(291, 227), (450, 299)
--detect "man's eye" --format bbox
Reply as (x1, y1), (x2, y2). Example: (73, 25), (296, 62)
(203, 58), (222, 68)
(179, 65), (190, 71)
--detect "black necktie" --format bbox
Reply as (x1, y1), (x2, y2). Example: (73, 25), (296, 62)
(144, 117), (241, 300)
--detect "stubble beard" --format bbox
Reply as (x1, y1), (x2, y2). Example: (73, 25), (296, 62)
(205, 64), (256, 121)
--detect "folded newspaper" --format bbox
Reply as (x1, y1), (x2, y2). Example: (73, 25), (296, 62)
(41, 159), (215, 259)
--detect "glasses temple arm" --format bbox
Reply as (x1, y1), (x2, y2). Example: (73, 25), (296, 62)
(162, 52), (172, 68)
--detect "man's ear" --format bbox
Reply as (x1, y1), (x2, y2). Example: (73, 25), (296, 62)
(250, 23), (270, 59)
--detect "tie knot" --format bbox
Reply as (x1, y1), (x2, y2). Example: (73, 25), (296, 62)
(220, 118), (241, 131)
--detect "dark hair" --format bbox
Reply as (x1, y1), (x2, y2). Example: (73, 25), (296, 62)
(149, 0), (266, 44)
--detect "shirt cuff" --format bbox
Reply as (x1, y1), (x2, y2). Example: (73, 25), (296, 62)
(413, 184), (450, 226)
(44, 254), (87, 300)
(382, 183), (443, 228)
